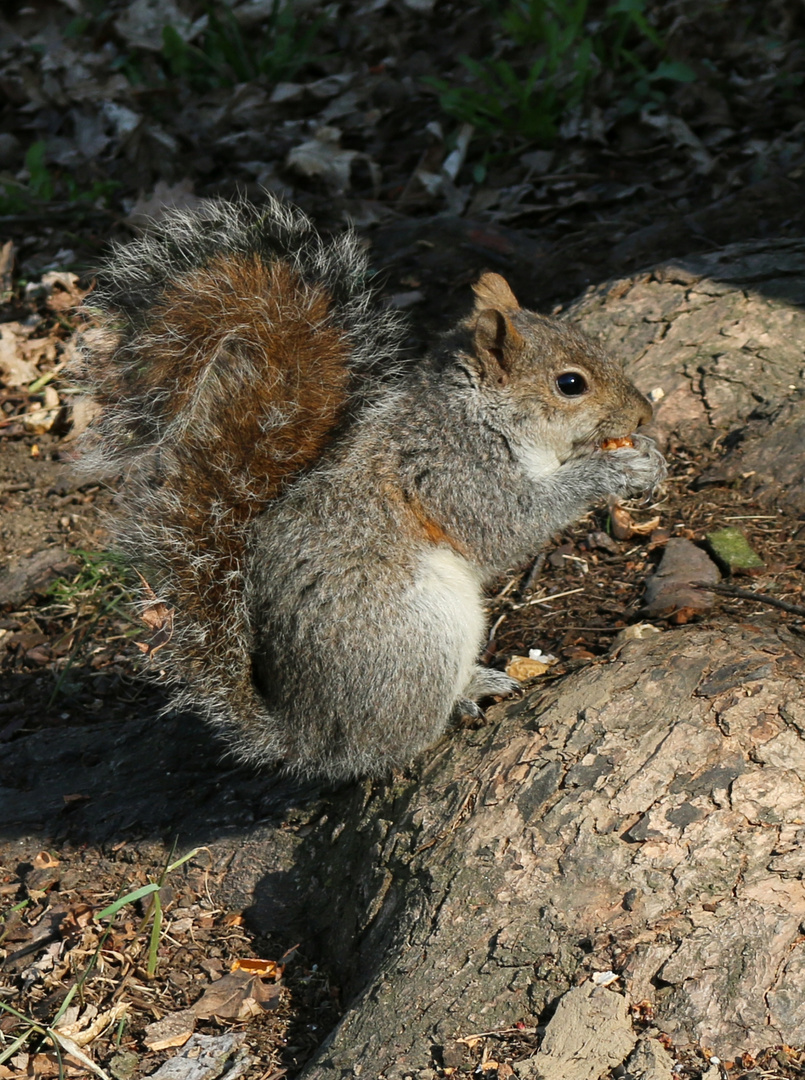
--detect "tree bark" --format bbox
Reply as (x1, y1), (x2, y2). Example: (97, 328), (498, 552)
(202, 625), (805, 1078)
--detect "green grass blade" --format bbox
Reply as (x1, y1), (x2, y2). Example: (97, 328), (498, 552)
(94, 883), (161, 921)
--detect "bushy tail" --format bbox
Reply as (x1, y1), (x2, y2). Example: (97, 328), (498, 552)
(70, 195), (404, 765)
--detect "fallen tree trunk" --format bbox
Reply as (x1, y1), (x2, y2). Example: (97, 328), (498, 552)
(208, 624), (805, 1078)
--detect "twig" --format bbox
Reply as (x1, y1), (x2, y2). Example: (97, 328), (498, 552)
(485, 585), (586, 648)
(696, 582), (805, 617)
(519, 551), (546, 595)
(516, 586), (585, 610)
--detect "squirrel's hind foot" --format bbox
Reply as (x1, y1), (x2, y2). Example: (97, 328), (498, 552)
(451, 665), (522, 728)
(465, 664), (521, 700)
(451, 698), (487, 729)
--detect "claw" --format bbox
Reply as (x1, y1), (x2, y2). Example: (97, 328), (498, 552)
(452, 698), (486, 726)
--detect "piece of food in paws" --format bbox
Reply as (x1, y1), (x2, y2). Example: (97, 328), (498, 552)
(600, 435), (635, 451)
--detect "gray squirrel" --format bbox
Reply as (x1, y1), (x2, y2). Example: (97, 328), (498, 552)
(71, 196), (665, 780)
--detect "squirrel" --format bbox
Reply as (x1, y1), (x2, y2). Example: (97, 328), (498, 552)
(71, 195), (665, 781)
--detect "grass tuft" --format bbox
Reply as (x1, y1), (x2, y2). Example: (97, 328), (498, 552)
(428, 0), (695, 146)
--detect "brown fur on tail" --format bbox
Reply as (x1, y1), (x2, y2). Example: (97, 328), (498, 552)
(129, 253), (354, 688)
(130, 253), (353, 526)
(113, 254), (353, 497)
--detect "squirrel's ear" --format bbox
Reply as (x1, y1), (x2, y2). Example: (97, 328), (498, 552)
(473, 308), (524, 386)
(472, 272), (520, 314)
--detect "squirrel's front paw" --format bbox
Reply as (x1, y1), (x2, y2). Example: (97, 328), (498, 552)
(602, 434), (666, 497)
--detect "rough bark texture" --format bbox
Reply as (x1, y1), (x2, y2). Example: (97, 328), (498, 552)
(208, 625), (805, 1077)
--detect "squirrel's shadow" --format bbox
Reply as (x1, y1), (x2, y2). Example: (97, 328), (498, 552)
(1, 669), (369, 1010)
(0, 675), (327, 848)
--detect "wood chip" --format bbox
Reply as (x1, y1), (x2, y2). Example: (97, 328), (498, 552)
(144, 1008), (196, 1052)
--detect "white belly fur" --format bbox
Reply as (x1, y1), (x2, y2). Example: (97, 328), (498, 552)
(414, 546), (485, 692)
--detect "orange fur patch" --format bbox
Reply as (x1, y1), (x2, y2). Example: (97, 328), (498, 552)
(396, 487), (469, 558)
(134, 255), (349, 495)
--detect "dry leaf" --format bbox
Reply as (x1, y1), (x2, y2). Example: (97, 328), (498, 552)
(114, 0), (196, 50)
(193, 969), (282, 1020)
(22, 406), (62, 434)
(192, 971), (258, 1020)
(49, 1031), (110, 1078)
(34, 851), (60, 869)
(23, 336), (58, 365)
(0, 324), (38, 387)
(25, 1053), (62, 1078)
(231, 957), (283, 978)
(236, 996), (264, 1020)
(610, 502), (661, 540)
(286, 126), (378, 192)
(39, 271), (90, 310)
(55, 1002), (128, 1047)
(135, 571), (174, 655)
(629, 516), (661, 535)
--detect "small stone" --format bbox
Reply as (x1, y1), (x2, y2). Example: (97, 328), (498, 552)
(587, 530), (620, 554)
(109, 1051), (139, 1080)
(143, 1008), (196, 1051)
(624, 1036), (676, 1079)
(641, 538), (720, 623)
(548, 542), (574, 567)
(146, 1033), (250, 1080)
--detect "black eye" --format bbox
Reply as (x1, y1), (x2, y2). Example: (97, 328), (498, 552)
(556, 371), (588, 397)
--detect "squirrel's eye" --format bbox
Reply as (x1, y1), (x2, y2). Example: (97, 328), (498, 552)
(556, 371), (588, 397)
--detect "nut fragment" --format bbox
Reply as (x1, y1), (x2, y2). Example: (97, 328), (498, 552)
(601, 435), (635, 451)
